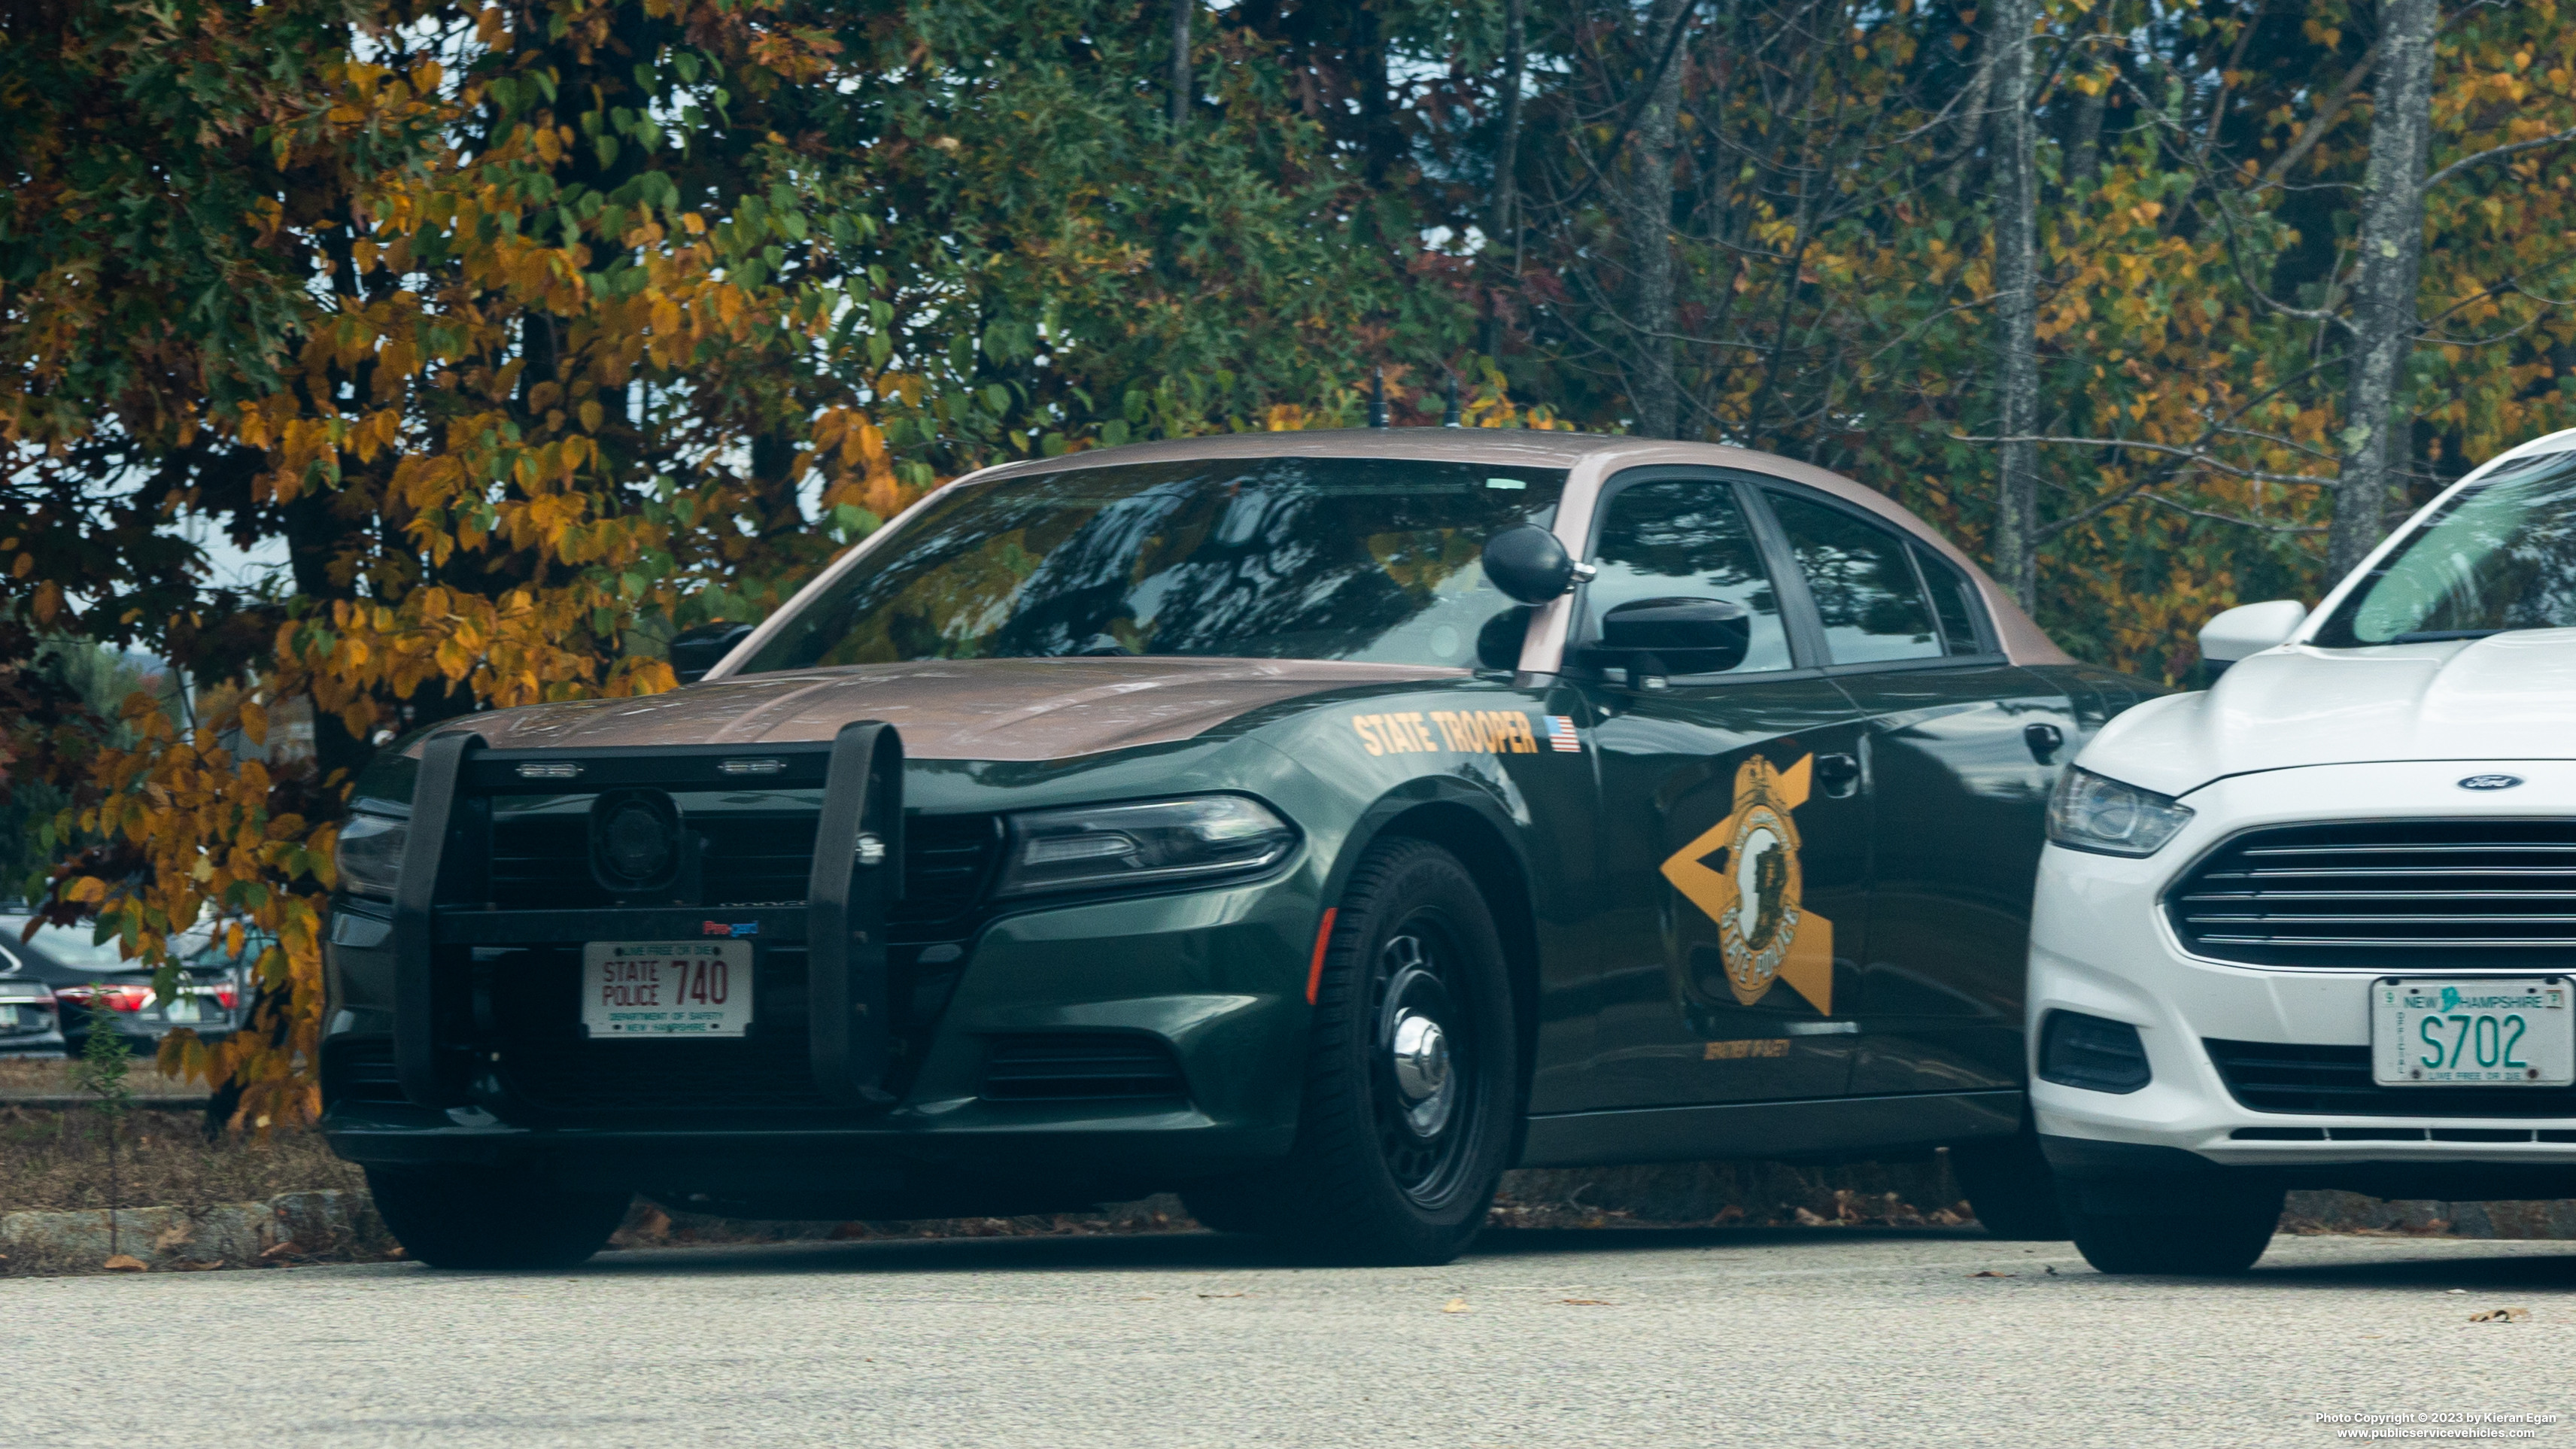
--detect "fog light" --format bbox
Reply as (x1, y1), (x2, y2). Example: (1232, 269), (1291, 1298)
(2038, 1010), (2152, 1094)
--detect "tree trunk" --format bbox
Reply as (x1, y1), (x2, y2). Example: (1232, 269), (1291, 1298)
(1170, 0), (1191, 131)
(1621, 0), (1690, 439)
(2330, 0), (2438, 579)
(1991, 0), (2043, 607)
(1484, 0), (1526, 360)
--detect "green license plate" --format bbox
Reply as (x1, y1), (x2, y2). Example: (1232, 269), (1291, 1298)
(2371, 977), (2575, 1086)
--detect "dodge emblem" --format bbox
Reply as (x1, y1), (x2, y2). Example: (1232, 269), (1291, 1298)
(2458, 773), (2525, 791)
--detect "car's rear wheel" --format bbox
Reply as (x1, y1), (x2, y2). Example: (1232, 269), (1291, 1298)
(2058, 1178), (2283, 1274)
(366, 1166), (630, 1270)
(1182, 837), (1517, 1266)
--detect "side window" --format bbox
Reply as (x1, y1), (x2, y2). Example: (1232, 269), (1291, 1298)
(1766, 492), (1944, 665)
(1912, 543), (1991, 657)
(1583, 479), (1794, 674)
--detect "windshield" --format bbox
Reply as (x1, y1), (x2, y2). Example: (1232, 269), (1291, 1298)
(740, 457), (1569, 672)
(2316, 451), (2576, 647)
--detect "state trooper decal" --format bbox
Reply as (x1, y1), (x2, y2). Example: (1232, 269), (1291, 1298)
(1659, 753), (1836, 1015)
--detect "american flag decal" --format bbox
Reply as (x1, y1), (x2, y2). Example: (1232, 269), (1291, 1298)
(1544, 715), (1582, 752)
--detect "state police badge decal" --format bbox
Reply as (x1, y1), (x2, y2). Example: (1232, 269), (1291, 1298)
(1660, 753), (1836, 1014)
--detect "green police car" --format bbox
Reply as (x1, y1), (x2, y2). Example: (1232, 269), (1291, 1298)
(321, 430), (2144, 1267)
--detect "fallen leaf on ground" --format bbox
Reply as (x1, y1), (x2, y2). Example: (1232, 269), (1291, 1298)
(1968, 1270), (2011, 1278)
(1560, 1299), (1613, 1306)
(2468, 1308), (2530, 1323)
(1793, 1208), (1829, 1226)
(1441, 1298), (1469, 1314)
(102, 1254), (147, 1272)
(1196, 1293), (1244, 1299)
(258, 1241), (299, 1260)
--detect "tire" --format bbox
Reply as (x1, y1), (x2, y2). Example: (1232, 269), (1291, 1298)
(366, 1166), (630, 1270)
(1949, 1129), (2067, 1241)
(1181, 838), (1518, 1266)
(2058, 1177), (2283, 1274)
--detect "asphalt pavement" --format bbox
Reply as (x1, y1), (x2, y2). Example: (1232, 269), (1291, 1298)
(7, 1227), (2573, 1448)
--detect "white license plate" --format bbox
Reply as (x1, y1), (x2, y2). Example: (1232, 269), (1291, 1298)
(582, 940), (752, 1038)
(2371, 977), (2575, 1086)
(160, 995), (202, 1024)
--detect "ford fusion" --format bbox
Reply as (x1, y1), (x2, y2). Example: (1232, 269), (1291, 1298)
(2033, 433), (2576, 1274)
(322, 432), (2143, 1268)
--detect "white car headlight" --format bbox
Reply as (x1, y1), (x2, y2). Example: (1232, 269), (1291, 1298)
(336, 811), (409, 898)
(2046, 767), (2194, 858)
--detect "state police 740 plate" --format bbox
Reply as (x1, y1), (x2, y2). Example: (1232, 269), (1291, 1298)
(2371, 977), (2574, 1086)
(582, 940), (752, 1038)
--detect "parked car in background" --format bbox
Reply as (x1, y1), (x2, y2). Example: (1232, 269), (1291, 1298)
(0, 946), (62, 1056)
(0, 913), (245, 1058)
(2032, 429), (2576, 1275)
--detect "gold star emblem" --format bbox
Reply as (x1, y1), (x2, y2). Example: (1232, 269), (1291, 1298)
(1659, 754), (1834, 1013)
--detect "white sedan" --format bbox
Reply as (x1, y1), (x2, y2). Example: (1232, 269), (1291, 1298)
(2031, 431), (2576, 1273)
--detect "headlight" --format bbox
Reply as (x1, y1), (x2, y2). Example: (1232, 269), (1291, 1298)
(336, 811), (409, 898)
(2046, 767), (2194, 858)
(995, 796), (1298, 898)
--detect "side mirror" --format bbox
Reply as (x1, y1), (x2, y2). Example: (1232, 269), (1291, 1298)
(2198, 600), (2307, 675)
(1483, 524), (1578, 604)
(669, 621), (755, 683)
(1598, 597), (1751, 675)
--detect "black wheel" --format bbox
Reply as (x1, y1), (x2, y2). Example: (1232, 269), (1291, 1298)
(366, 1166), (630, 1270)
(2058, 1177), (2283, 1274)
(1182, 838), (1517, 1266)
(1949, 1129), (2067, 1241)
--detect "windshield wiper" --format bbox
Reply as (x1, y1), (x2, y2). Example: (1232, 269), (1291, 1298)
(2389, 627), (2535, 644)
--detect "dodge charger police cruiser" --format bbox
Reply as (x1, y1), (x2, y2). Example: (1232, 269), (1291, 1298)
(322, 430), (2143, 1267)
(2034, 431), (2576, 1274)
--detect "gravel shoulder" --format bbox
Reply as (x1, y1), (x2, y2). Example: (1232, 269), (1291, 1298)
(7, 1228), (2572, 1448)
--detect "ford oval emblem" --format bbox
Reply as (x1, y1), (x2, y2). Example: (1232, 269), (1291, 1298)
(2459, 773), (2525, 791)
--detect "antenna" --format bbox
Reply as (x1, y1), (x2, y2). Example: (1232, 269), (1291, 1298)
(1443, 373), (1462, 427)
(1368, 366), (1389, 428)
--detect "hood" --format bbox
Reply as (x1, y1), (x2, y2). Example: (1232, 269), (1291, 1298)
(418, 658), (1462, 763)
(2081, 629), (2576, 797)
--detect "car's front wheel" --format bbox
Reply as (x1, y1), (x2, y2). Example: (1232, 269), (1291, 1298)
(366, 1166), (630, 1270)
(2058, 1177), (2283, 1274)
(1182, 837), (1518, 1265)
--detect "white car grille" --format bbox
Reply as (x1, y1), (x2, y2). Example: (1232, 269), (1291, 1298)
(2169, 819), (2576, 967)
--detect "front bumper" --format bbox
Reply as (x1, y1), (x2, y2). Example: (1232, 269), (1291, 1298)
(2030, 760), (2576, 1197)
(323, 874), (1315, 1198)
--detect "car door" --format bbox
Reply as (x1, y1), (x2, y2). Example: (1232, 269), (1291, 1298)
(1757, 486), (2076, 1097)
(1562, 468), (1872, 1111)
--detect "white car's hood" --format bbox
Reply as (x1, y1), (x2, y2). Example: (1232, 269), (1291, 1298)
(2080, 628), (2576, 797)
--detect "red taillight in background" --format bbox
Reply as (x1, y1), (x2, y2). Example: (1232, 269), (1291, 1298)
(215, 983), (239, 1010)
(56, 984), (152, 1012)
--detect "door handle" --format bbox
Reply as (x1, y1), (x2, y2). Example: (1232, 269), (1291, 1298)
(2023, 722), (2065, 764)
(1814, 752), (1861, 797)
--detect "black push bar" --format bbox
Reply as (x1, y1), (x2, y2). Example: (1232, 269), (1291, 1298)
(388, 721), (904, 1111)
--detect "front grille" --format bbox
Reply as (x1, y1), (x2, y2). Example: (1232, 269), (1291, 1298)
(2170, 819), (2576, 967)
(981, 1034), (1186, 1103)
(324, 1039), (406, 1107)
(2205, 1038), (2576, 1117)
(489, 808), (1001, 943)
